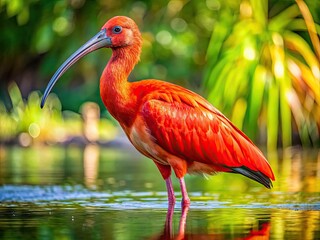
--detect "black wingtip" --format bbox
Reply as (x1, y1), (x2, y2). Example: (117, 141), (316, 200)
(231, 166), (273, 189)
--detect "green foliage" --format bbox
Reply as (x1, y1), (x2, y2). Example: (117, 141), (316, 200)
(204, 0), (320, 149)
(0, 82), (66, 143)
(0, 83), (117, 145)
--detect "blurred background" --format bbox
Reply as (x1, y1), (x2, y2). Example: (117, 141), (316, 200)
(0, 0), (319, 150)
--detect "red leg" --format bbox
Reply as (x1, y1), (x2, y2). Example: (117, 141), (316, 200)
(165, 177), (176, 206)
(179, 177), (190, 206)
(153, 161), (176, 205)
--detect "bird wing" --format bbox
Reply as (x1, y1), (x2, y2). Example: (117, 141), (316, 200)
(140, 82), (275, 182)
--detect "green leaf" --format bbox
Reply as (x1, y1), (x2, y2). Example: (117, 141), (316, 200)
(284, 31), (319, 70)
(279, 75), (292, 148)
(8, 82), (23, 109)
(207, 58), (235, 107)
(231, 98), (247, 130)
(267, 77), (279, 151)
(245, 65), (267, 139)
(268, 4), (300, 31)
(288, 19), (320, 33)
(250, 0), (267, 27)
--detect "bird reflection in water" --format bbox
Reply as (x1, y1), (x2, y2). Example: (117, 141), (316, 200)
(152, 205), (270, 240)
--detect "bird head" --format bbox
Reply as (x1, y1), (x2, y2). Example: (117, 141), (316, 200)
(40, 16), (142, 108)
(101, 16), (142, 49)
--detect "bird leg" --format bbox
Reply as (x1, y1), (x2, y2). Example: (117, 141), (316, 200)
(179, 177), (190, 206)
(165, 177), (176, 206)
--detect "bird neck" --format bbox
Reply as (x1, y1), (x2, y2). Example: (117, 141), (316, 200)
(100, 45), (141, 127)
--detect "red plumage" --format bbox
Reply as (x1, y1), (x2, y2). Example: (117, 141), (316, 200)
(132, 80), (274, 184)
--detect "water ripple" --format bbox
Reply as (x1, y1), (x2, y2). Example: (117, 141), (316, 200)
(0, 185), (319, 211)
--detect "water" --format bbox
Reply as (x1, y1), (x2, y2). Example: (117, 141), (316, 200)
(0, 145), (319, 239)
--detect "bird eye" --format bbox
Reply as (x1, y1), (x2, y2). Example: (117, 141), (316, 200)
(112, 26), (122, 34)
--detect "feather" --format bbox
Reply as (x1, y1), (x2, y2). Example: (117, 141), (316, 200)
(136, 80), (275, 187)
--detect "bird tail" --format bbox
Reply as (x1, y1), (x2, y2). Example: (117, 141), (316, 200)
(231, 166), (273, 189)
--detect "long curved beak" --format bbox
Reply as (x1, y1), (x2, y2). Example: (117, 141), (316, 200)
(40, 28), (111, 108)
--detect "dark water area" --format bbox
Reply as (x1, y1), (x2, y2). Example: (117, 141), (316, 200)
(0, 146), (319, 239)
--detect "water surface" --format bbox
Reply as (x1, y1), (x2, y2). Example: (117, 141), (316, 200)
(0, 146), (319, 239)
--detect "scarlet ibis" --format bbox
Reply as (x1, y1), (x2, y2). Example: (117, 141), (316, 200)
(41, 16), (275, 206)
